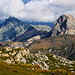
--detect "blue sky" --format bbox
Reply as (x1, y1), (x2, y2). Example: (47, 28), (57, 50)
(22, 0), (31, 4)
(0, 0), (75, 22)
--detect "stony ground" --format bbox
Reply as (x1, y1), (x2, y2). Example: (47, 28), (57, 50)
(0, 46), (75, 75)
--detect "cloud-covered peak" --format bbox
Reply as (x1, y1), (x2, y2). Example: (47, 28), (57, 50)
(0, 0), (75, 22)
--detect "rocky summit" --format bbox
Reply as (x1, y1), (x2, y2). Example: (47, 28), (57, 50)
(48, 14), (75, 37)
(0, 17), (30, 41)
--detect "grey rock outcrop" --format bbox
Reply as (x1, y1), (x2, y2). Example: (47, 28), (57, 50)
(0, 17), (30, 41)
(0, 46), (75, 72)
(48, 14), (75, 37)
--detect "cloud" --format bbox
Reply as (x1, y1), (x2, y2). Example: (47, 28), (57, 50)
(0, 0), (75, 22)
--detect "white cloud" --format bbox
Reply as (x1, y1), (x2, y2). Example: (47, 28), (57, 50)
(0, 0), (75, 22)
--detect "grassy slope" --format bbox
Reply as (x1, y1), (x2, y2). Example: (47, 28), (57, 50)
(27, 34), (75, 60)
(0, 46), (75, 75)
(28, 34), (75, 53)
(0, 61), (74, 75)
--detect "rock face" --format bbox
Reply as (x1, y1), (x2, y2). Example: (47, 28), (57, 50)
(13, 26), (48, 42)
(48, 14), (75, 37)
(0, 46), (30, 64)
(0, 17), (30, 41)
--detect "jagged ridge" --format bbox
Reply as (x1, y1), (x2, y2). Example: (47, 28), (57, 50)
(0, 17), (30, 41)
(13, 26), (48, 42)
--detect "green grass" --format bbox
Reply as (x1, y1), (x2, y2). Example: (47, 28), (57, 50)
(0, 61), (74, 75)
(0, 46), (75, 75)
(0, 61), (40, 75)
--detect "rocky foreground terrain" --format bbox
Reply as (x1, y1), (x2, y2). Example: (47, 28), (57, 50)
(0, 46), (75, 75)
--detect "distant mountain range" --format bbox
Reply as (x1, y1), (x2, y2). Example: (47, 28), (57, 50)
(0, 14), (75, 42)
(28, 22), (54, 28)
(0, 17), (52, 42)
(13, 26), (48, 42)
(31, 25), (51, 32)
(0, 14), (75, 61)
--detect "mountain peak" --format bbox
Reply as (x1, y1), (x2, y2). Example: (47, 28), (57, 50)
(54, 14), (75, 26)
(62, 14), (74, 18)
(4, 16), (21, 24)
(8, 16), (18, 20)
(48, 14), (75, 37)
(0, 17), (30, 41)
